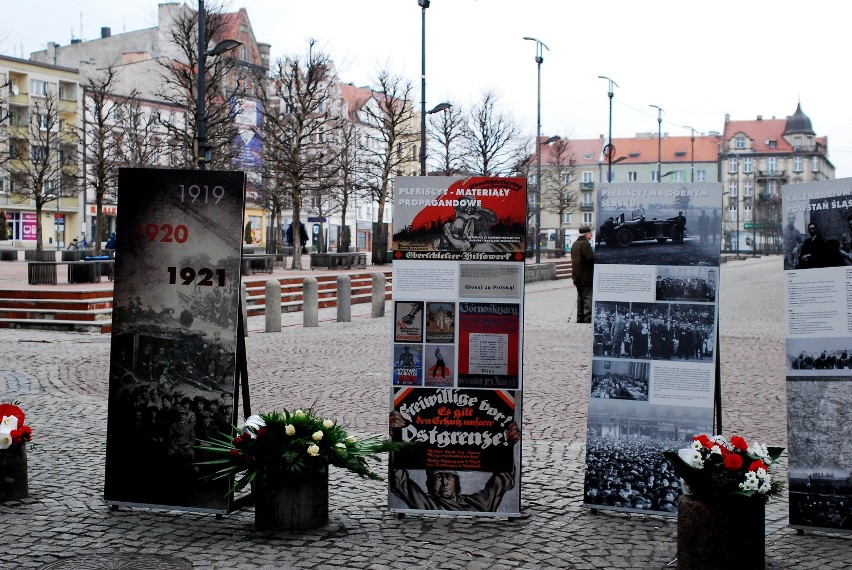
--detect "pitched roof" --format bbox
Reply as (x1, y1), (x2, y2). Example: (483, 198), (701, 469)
(542, 135), (721, 166)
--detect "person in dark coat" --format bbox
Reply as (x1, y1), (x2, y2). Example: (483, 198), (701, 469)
(571, 226), (595, 323)
(285, 222), (310, 254)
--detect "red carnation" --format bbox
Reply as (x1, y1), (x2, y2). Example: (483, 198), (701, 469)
(730, 435), (748, 451)
(694, 434), (711, 447)
(228, 449), (240, 459)
(749, 459), (767, 472)
(256, 426), (268, 438)
(723, 453), (743, 471)
(0, 403), (25, 426)
(242, 453), (254, 464)
(233, 435), (243, 445)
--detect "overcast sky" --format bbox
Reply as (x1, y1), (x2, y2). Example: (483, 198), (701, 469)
(4, 0), (852, 177)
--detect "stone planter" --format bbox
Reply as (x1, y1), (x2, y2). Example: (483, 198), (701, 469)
(0, 443), (29, 501)
(253, 467), (329, 530)
(677, 494), (765, 569)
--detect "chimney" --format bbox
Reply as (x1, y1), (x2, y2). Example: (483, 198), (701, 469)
(101, 27), (111, 38)
(724, 113), (730, 123)
(756, 115), (763, 121)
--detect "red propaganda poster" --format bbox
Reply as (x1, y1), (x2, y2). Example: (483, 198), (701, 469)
(457, 302), (521, 389)
(392, 176), (527, 262)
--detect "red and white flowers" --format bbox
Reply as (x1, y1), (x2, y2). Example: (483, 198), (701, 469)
(0, 402), (33, 450)
(664, 434), (784, 503)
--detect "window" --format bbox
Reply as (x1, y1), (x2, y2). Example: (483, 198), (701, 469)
(728, 180), (737, 197)
(560, 172), (572, 184)
(582, 171), (593, 183)
(30, 145), (47, 161)
(793, 135), (802, 149)
(743, 203), (752, 221)
(742, 157), (752, 173)
(609, 171), (616, 182)
(37, 114), (49, 130)
(767, 157), (777, 174)
(30, 79), (49, 96)
(767, 140), (777, 149)
(628, 171), (638, 182)
(767, 181), (778, 196)
(743, 181), (752, 197)
(727, 158), (738, 174)
(673, 171), (684, 182)
(651, 171), (659, 182)
(561, 212), (572, 224)
(581, 194), (594, 208)
(735, 136), (746, 149)
(728, 204), (737, 221)
(582, 212), (593, 225)
(696, 169), (707, 182)
(812, 156), (820, 172)
(793, 156), (803, 173)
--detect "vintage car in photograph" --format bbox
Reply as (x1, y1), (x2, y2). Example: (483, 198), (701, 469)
(597, 208), (686, 247)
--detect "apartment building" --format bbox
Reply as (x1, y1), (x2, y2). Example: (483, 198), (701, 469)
(0, 55), (81, 249)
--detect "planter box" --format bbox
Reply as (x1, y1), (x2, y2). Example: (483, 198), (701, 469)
(0, 444), (28, 501)
(677, 494), (765, 569)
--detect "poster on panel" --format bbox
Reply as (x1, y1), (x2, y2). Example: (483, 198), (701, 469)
(104, 168), (245, 513)
(388, 176), (525, 516)
(582, 183), (720, 515)
(782, 178), (852, 533)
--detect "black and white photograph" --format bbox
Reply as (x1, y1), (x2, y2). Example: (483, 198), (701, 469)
(595, 183), (723, 267)
(786, 378), (852, 530)
(593, 301), (715, 362)
(104, 168), (246, 512)
(655, 266), (717, 303)
(590, 359), (650, 401)
(584, 399), (713, 515)
(425, 301), (455, 344)
(787, 338), (852, 374)
(783, 184), (852, 270)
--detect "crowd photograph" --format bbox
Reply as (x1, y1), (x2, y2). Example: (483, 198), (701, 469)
(655, 267), (717, 303)
(590, 360), (650, 401)
(593, 301), (716, 362)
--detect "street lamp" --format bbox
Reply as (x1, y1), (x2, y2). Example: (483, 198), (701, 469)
(523, 36), (550, 264)
(598, 75), (618, 183)
(197, 0), (243, 170)
(418, 0), (431, 176)
(684, 125), (697, 182)
(422, 102), (451, 174)
(649, 104), (663, 183)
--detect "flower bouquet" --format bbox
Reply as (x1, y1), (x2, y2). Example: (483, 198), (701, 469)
(0, 401), (33, 501)
(196, 407), (402, 494)
(0, 402), (33, 450)
(663, 434), (784, 503)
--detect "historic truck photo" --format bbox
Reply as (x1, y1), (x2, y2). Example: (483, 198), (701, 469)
(597, 208), (686, 247)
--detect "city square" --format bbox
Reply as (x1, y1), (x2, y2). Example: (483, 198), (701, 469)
(1, 256), (851, 568)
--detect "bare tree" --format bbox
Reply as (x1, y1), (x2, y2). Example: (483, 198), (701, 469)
(327, 119), (367, 252)
(462, 90), (524, 176)
(7, 91), (77, 252)
(157, 1), (241, 170)
(360, 70), (416, 264)
(427, 101), (465, 176)
(540, 137), (578, 256)
(118, 97), (172, 168)
(258, 40), (339, 269)
(79, 65), (127, 253)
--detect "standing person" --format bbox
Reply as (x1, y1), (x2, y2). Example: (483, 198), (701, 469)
(571, 226), (595, 323)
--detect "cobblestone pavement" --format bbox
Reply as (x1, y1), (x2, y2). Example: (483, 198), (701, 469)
(2, 255), (851, 568)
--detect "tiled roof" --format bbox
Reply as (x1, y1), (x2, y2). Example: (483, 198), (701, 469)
(542, 135), (721, 166)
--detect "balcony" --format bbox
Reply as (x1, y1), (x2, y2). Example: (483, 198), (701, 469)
(756, 170), (787, 181)
(580, 203), (594, 211)
(580, 182), (594, 191)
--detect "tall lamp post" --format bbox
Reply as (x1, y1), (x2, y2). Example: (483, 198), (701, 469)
(598, 75), (618, 183)
(197, 0), (242, 170)
(418, 0), (431, 176)
(684, 125), (697, 182)
(649, 104), (663, 183)
(523, 36), (550, 264)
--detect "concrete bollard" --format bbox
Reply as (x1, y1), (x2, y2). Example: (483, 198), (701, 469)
(337, 274), (351, 322)
(265, 279), (282, 332)
(303, 276), (318, 327)
(241, 283), (248, 337)
(371, 273), (385, 318)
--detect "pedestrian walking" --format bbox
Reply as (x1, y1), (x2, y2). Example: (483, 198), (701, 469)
(571, 226), (595, 323)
